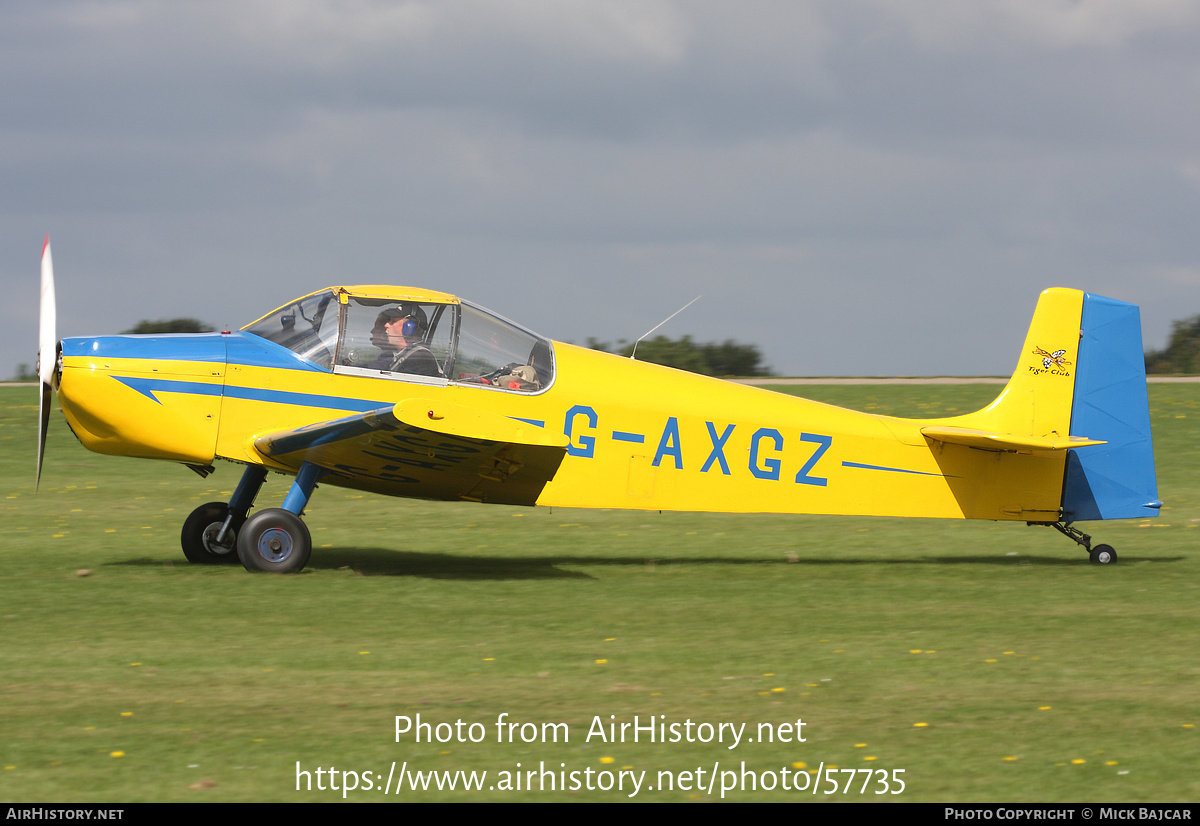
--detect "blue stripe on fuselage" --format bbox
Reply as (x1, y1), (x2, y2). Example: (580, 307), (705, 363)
(112, 375), (383, 412)
(223, 385), (383, 412)
(511, 417), (546, 428)
(842, 460), (949, 478)
(114, 376), (224, 404)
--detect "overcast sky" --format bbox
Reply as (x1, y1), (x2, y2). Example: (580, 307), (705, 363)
(4, 0), (1199, 377)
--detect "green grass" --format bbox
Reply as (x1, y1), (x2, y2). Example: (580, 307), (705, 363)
(1, 384), (1197, 802)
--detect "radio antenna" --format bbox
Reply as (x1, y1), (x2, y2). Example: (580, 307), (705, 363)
(631, 295), (702, 361)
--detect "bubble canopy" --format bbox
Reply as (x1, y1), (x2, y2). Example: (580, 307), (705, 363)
(242, 286), (555, 393)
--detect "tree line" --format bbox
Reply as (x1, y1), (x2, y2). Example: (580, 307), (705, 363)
(1145, 315), (1200, 374)
(586, 336), (771, 377)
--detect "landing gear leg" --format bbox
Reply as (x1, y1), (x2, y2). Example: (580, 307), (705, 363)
(181, 502), (241, 563)
(180, 465), (267, 564)
(1030, 521), (1118, 565)
(236, 462), (324, 573)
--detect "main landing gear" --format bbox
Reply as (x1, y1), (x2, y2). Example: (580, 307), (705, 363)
(1031, 520), (1118, 565)
(180, 462), (325, 573)
(181, 502), (244, 564)
(237, 508), (311, 573)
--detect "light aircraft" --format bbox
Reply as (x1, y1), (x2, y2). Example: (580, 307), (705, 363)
(36, 238), (1159, 572)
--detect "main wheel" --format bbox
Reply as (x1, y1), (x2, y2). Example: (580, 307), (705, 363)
(236, 508), (312, 573)
(181, 502), (243, 564)
(1089, 544), (1117, 565)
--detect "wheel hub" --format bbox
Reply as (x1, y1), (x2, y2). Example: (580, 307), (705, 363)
(257, 528), (293, 563)
(201, 522), (235, 555)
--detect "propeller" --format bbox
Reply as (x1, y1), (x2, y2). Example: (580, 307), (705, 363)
(37, 235), (56, 490)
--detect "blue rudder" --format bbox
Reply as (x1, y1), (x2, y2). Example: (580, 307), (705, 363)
(1061, 293), (1161, 520)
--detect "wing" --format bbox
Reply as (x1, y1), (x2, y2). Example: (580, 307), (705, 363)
(253, 398), (569, 506)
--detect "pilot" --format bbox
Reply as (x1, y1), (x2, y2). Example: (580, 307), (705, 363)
(368, 305), (442, 377)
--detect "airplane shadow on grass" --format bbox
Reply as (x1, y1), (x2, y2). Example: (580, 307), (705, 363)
(109, 549), (1185, 580)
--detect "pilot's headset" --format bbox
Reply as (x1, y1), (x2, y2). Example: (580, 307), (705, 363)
(385, 304), (429, 338)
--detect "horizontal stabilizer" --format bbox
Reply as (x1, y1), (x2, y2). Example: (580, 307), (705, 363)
(921, 425), (1105, 453)
(254, 398), (568, 505)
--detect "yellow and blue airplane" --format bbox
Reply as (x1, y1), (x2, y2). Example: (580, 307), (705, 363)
(36, 239), (1159, 572)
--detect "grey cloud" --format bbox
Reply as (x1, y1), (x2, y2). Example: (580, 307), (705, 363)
(3, 0), (1198, 379)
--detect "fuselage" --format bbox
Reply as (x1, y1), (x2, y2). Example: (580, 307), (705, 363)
(55, 311), (1069, 523)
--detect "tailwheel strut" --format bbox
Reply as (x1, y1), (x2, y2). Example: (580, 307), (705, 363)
(1029, 521), (1117, 565)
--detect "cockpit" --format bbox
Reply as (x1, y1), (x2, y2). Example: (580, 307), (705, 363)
(242, 287), (555, 393)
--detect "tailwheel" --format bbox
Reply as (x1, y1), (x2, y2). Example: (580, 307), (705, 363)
(181, 502), (243, 564)
(236, 508), (312, 573)
(1031, 521), (1118, 565)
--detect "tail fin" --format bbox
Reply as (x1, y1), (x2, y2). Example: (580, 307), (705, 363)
(963, 288), (1085, 440)
(946, 289), (1159, 520)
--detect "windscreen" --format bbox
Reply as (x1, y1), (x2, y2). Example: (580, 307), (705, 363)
(242, 290), (339, 370)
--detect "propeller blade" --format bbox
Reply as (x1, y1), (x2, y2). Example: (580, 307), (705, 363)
(37, 381), (51, 491)
(39, 236), (56, 385)
(37, 236), (56, 491)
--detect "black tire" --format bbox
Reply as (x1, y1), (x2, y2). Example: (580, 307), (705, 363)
(1089, 544), (1117, 565)
(181, 502), (243, 564)
(236, 508), (312, 573)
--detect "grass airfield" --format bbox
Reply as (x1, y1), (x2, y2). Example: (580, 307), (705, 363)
(1, 383), (1197, 802)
